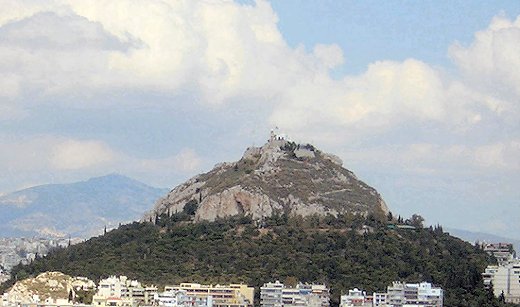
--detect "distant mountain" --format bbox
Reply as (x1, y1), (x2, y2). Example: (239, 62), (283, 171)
(0, 174), (167, 238)
(446, 227), (520, 254)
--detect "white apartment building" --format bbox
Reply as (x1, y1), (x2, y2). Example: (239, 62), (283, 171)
(260, 281), (284, 307)
(166, 283), (254, 307)
(260, 281), (330, 307)
(372, 292), (387, 307)
(93, 276), (157, 307)
(482, 243), (516, 264)
(154, 289), (213, 307)
(340, 288), (372, 307)
(483, 260), (520, 304)
(386, 282), (443, 307)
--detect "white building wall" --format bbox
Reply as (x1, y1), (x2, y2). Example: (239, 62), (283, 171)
(490, 261), (520, 304)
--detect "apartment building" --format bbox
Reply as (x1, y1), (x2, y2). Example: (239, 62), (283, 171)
(260, 281), (330, 307)
(260, 281), (284, 307)
(483, 260), (520, 304)
(340, 288), (372, 307)
(154, 289), (213, 307)
(92, 276), (156, 307)
(482, 243), (516, 264)
(165, 283), (254, 307)
(386, 282), (443, 307)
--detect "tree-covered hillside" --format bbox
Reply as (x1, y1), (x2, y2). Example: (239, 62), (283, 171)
(1, 212), (514, 306)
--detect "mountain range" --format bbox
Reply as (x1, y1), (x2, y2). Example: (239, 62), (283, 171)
(0, 174), (167, 238)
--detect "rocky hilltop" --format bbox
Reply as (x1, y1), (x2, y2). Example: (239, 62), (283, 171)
(146, 134), (389, 222)
(5, 272), (94, 304)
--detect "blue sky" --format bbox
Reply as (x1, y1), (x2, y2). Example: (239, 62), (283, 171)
(272, 0), (520, 73)
(0, 0), (519, 240)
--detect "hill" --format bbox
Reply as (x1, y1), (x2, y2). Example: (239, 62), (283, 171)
(5, 271), (94, 304)
(1, 214), (511, 306)
(0, 174), (167, 238)
(1, 139), (514, 306)
(146, 134), (388, 223)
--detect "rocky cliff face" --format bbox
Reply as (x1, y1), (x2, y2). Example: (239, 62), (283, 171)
(145, 137), (389, 222)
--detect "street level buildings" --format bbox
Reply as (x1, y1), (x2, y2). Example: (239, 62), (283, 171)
(340, 282), (442, 307)
(260, 281), (330, 307)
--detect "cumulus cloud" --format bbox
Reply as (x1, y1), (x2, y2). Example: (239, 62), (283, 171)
(0, 11), (131, 51)
(450, 14), (520, 111)
(0, 2), (517, 173)
(270, 59), (449, 131)
(0, 1), (516, 168)
(450, 16), (520, 98)
(0, 1), (516, 129)
(50, 139), (116, 170)
(0, 0), (356, 113)
(313, 44), (344, 69)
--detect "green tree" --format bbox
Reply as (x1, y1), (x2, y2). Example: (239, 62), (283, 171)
(183, 199), (199, 216)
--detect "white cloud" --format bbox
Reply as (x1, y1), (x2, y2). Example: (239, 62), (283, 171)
(313, 44), (344, 69)
(0, 1), (516, 134)
(449, 14), (520, 117)
(0, 17), (120, 103)
(0, 3), (517, 174)
(0, 136), (115, 172)
(268, 59), (481, 142)
(0, 0), (357, 111)
(135, 148), (203, 175)
(50, 139), (115, 170)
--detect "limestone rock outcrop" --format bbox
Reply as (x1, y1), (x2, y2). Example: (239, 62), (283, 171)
(144, 135), (389, 222)
(6, 272), (94, 304)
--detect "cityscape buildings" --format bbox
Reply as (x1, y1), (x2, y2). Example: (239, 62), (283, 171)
(165, 283), (254, 307)
(339, 282), (443, 307)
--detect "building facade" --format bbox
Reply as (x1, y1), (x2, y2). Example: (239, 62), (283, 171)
(92, 276), (157, 307)
(482, 243), (516, 264)
(340, 288), (372, 307)
(483, 260), (520, 304)
(154, 289), (213, 307)
(166, 283), (254, 307)
(386, 282), (443, 307)
(260, 281), (330, 307)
